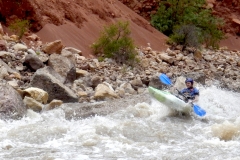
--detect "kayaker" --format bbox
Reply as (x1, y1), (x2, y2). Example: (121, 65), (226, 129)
(179, 78), (199, 103)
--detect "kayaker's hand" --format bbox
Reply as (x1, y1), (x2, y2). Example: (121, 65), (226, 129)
(188, 100), (193, 104)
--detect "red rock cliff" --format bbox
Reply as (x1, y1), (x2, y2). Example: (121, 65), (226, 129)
(0, 0), (168, 56)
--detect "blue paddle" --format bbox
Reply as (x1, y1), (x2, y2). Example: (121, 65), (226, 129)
(159, 73), (206, 117)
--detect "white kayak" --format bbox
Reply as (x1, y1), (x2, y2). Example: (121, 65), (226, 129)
(148, 86), (192, 113)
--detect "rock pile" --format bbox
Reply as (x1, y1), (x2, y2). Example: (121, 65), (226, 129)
(0, 24), (239, 119)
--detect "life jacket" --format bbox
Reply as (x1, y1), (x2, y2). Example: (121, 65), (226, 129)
(180, 87), (199, 100)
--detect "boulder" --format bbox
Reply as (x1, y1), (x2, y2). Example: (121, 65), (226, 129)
(0, 51), (14, 59)
(0, 59), (19, 75)
(23, 96), (44, 112)
(94, 82), (118, 100)
(27, 49), (37, 55)
(48, 54), (76, 84)
(26, 34), (40, 41)
(37, 52), (49, 63)
(159, 53), (174, 64)
(30, 67), (78, 103)
(24, 54), (45, 71)
(42, 40), (63, 54)
(22, 87), (48, 104)
(148, 74), (165, 90)
(10, 35), (19, 41)
(76, 76), (92, 88)
(141, 58), (150, 68)
(78, 91), (88, 98)
(119, 82), (136, 95)
(91, 76), (102, 88)
(130, 78), (143, 90)
(115, 87), (125, 97)
(176, 53), (184, 61)
(0, 82), (27, 119)
(63, 47), (82, 55)
(166, 48), (176, 56)
(185, 58), (196, 67)
(204, 55), (212, 61)
(76, 69), (89, 78)
(45, 99), (63, 111)
(13, 43), (28, 51)
(61, 49), (76, 65)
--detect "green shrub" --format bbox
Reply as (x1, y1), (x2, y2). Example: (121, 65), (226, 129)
(9, 19), (30, 40)
(169, 24), (200, 48)
(151, 0), (225, 48)
(91, 21), (138, 65)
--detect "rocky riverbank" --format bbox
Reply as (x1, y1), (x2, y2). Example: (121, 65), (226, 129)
(0, 23), (239, 120)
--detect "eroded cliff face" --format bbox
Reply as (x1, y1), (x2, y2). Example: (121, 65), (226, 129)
(1, 0), (240, 36)
(0, 0), (119, 31)
(117, 0), (160, 20)
(0, 0), (41, 31)
(211, 0), (240, 36)
(0, 0), (169, 55)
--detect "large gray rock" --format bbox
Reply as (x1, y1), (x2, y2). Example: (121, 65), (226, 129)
(148, 74), (165, 90)
(30, 67), (78, 103)
(130, 78), (143, 90)
(0, 82), (27, 119)
(91, 76), (102, 88)
(119, 82), (136, 95)
(61, 49), (76, 65)
(24, 54), (44, 71)
(0, 59), (13, 73)
(48, 54), (76, 84)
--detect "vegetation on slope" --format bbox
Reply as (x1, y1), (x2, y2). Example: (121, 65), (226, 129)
(151, 0), (225, 49)
(91, 21), (138, 65)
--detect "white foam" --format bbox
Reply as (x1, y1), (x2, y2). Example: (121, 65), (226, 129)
(0, 86), (240, 159)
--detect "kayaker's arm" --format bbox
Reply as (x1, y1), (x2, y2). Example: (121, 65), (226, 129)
(175, 89), (189, 103)
(192, 95), (199, 102)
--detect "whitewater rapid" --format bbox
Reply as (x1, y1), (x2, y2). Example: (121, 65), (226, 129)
(0, 86), (240, 160)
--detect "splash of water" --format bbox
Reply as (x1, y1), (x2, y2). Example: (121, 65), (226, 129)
(0, 86), (240, 159)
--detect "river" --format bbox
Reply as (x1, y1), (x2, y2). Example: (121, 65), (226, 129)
(0, 86), (240, 160)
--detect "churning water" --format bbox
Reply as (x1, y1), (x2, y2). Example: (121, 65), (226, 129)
(0, 86), (240, 160)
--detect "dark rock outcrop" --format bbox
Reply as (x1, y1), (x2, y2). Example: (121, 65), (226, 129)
(30, 67), (78, 103)
(48, 54), (76, 84)
(24, 54), (45, 71)
(0, 82), (27, 120)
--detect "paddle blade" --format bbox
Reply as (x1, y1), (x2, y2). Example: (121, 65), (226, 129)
(159, 74), (172, 86)
(193, 105), (206, 117)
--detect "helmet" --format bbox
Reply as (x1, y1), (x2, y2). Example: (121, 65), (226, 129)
(185, 78), (194, 84)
